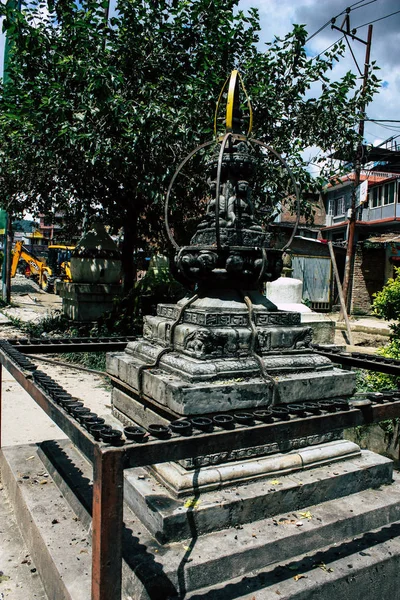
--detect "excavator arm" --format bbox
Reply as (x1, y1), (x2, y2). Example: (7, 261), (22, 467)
(11, 242), (45, 279)
(10, 241), (23, 277)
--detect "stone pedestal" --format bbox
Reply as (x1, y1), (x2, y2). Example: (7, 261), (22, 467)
(108, 289), (356, 496)
(108, 291), (354, 416)
(57, 281), (122, 321)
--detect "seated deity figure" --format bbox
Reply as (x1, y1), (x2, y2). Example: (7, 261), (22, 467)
(201, 179), (228, 228)
(226, 180), (263, 231)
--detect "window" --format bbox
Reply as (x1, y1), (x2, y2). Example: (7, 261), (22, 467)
(370, 186), (381, 208)
(327, 196), (345, 217)
(336, 196), (345, 216)
(383, 182), (395, 205)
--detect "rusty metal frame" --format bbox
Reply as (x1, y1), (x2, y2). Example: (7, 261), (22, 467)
(5, 336), (400, 378)
(1, 345), (400, 600)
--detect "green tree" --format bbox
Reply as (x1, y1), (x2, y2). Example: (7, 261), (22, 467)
(0, 0), (380, 289)
(359, 267), (400, 391)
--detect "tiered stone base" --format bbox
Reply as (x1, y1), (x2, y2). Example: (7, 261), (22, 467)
(57, 281), (122, 321)
(2, 440), (400, 600)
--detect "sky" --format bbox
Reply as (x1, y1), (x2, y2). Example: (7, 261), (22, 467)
(238, 0), (400, 148)
(0, 0), (399, 149)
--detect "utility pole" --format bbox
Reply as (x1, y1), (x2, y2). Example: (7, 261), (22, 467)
(331, 10), (373, 315)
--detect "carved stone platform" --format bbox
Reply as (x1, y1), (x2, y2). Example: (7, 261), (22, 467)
(108, 291), (355, 415)
(108, 288), (357, 505)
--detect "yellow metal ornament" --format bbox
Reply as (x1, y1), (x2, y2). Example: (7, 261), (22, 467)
(214, 69), (253, 139)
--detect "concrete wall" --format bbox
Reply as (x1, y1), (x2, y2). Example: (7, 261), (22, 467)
(351, 244), (386, 314)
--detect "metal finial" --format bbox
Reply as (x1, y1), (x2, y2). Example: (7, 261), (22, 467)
(214, 70), (253, 138)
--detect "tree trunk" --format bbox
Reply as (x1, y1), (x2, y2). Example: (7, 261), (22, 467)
(121, 210), (137, 293)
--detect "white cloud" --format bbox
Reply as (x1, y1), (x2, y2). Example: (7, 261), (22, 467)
(238, 0), (400, 145)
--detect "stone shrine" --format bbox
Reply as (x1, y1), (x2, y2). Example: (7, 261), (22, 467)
(108, 70), (358, 502)
(101, 72), (400, 600)
(57, 222), (123, 321)
(1, 70), (399, 600)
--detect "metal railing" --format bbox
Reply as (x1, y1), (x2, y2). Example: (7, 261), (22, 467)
(1, 339), (400, 599)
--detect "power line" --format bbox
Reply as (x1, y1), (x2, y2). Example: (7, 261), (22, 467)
(306, 0), (378, 42)
(355, 9), (400, 29)
(310, 36), (345, 61)
(370, 123), (400, 133)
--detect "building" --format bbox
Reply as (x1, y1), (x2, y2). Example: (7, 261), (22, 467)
(321, 150), (400, 314)
(38, 212), (65, 241)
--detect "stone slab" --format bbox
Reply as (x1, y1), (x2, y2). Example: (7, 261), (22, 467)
(0, 481), (47, 600)
(0, 444), (92, 600)
(107, 350), (356, 415)
(2, 442), (400, 599)
(123, 446), (393, 543)
(185, 521), (400, 599)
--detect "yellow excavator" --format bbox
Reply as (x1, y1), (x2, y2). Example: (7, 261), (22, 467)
(11, 241), (75, 292)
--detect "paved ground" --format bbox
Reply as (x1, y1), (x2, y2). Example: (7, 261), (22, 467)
(0, 276), (113, 599)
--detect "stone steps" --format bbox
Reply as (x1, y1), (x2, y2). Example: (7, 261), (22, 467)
(123, 442), (391, 542)
(186, 520), (400, 599)
(0, 479), (47, 600)
(2, 441), (400, 599)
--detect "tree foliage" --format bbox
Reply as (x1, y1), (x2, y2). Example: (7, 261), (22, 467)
(359, 267), (400, 391)
(0, 0), (380, 287)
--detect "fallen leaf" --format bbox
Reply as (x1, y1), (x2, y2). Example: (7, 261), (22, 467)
(294, 574), (307, 581)
(184, 498), (200, 509)
(316, 561), (334, 573)
(26, 456), (35, 461)
(299, 511), (312, 520)
(39, 480), (48, 485)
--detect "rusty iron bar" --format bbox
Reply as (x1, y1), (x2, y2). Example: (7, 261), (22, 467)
(0, 346), (119, 600)
(6, 336), (136, 354)
(7, 338), (400, 379)
(92, 446), (125, 600)
(2, 343), (400, 470)
(0, 350), (95, 462)
(313, 346), (400, 376)
(117, 403), (400, 469)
